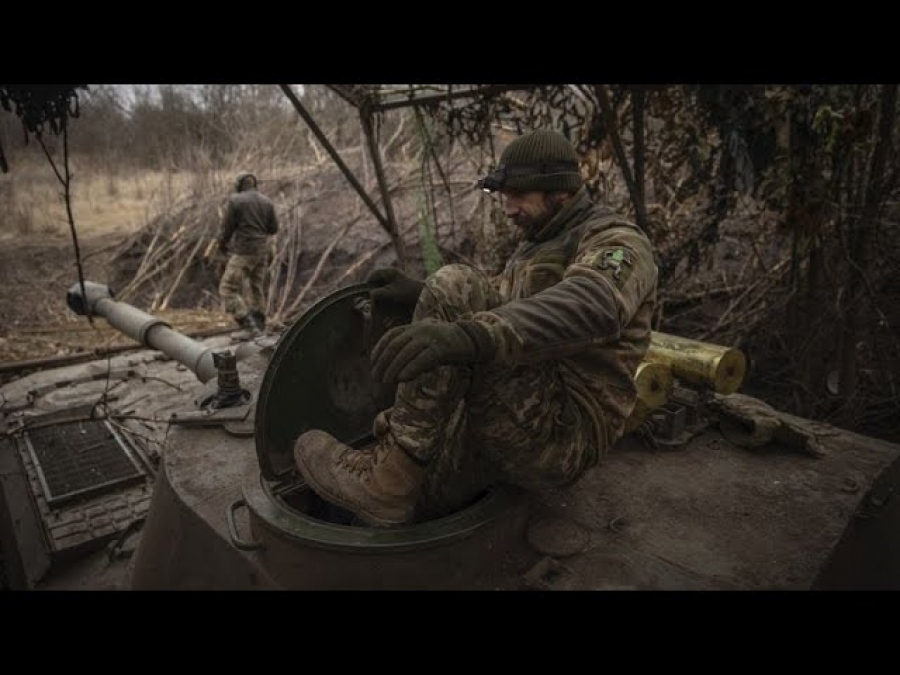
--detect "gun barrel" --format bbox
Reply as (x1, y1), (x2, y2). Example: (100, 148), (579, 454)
(66, 281), (218, 383)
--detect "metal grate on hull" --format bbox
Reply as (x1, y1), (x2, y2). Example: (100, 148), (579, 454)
(23, 419), (147, 508)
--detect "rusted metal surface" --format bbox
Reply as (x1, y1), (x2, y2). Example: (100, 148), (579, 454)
(324, 85), (540, 113)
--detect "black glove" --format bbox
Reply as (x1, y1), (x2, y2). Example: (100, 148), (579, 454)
(371, 319), (496, 383)
(218, 239), (230, 256)
(366, 267), (424, 308)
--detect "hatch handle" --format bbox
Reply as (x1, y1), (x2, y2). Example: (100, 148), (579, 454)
(226, 497), (264, 551)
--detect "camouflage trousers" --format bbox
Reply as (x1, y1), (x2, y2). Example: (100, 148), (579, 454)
(218, 253), (269, 320)
(374, 263), (594, 519)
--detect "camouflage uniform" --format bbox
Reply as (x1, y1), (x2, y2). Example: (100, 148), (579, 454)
(219, 254), (270, 319)
(293, 129), (659, 527)
(380, 186), (658, 517)
(217, 177), (279, 322)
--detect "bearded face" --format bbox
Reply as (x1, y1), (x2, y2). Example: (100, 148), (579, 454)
(501, 190), (567, 240)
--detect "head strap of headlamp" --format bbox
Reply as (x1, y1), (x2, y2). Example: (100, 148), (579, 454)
(475, 160), (580, 192)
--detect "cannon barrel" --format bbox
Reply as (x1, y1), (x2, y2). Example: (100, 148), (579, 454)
(66, 281), (219, 383)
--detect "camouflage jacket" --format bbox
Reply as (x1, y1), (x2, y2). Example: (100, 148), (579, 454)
(473, 187), (658, 452)
(219, 188), (279, 256)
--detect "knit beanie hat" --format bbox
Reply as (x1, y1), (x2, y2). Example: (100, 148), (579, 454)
(235, 172), (257, 192)
(476, 129), (583, 193)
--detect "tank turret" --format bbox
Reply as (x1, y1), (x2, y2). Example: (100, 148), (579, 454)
(1, 282), (899, 591)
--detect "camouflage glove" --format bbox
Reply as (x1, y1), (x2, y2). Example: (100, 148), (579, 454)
(371, 319), (496, 383)
(367, 267), (424, 308)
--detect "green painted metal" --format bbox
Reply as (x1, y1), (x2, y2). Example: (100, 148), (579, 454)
(242, 467), (521, 553)
(254, 283), (399, 480)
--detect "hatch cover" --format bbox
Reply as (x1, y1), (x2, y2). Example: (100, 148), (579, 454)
(255, 283), (412, 480)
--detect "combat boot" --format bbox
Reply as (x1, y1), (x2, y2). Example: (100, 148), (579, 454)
(230, 313), (262, 341)
(293, 428), (427, 527)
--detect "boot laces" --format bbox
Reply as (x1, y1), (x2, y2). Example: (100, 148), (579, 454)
(337, 444), (384, 478)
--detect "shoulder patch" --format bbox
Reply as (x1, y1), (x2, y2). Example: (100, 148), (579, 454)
(590, 247), (635, 286)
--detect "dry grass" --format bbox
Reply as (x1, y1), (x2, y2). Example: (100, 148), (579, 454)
(0, 157), (195, 241)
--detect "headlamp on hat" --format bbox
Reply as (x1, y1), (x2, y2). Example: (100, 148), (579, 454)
(475, 161), (582, 194)
(475, 166), (507, 193)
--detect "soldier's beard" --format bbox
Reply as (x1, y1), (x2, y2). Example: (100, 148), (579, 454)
(516, 199), (564, 241)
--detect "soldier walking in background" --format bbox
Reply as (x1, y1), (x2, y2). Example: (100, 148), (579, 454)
(293, 129), (659, 527)
(217, 171), (279, 340)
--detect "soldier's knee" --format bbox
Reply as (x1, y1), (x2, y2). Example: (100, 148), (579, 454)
(429, 263), (483, 287)
(422, 264), (494, 316)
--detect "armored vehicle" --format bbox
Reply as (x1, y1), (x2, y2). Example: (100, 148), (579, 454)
(1, 280), (899, 591)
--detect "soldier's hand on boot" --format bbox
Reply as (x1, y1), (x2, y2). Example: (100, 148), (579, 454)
(371, 319), (496, 383)
(366, 267), (425, 308)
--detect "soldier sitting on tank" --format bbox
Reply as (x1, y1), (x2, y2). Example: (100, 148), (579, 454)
(293, 129), (660, 527)
(217, 172), (279, 341)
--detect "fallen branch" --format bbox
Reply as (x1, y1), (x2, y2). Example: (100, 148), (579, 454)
(157, 230), (207, 311)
